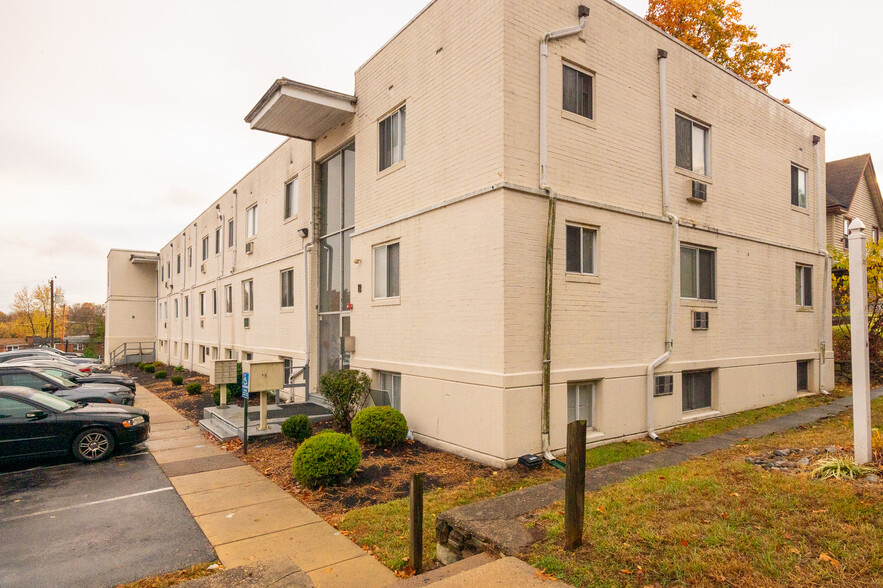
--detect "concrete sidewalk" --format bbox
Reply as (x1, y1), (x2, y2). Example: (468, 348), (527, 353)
(135, 386), (397, 588)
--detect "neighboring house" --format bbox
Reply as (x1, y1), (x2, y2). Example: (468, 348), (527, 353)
(826, 154), (882, 251)
(0, 338), (27, 352)
(106, 0), (832, 467)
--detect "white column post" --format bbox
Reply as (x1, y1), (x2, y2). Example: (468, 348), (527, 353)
(847, 218), (873, 464)
(259, 391), (268, 431)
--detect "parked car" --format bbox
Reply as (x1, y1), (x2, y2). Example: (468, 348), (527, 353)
(0, 387), (149, 463)
(4, 355), (96, 374)
(3, 360), (136, 392)
(39, 346), (86, 359)
(0, 349), (110, 373)
(0, 366), (135, 406)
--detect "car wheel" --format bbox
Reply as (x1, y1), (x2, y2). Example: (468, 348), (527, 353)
(72, 428), (116, 462)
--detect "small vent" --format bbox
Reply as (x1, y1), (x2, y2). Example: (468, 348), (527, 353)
(692, 311), (709, 330)
(654, 374), (674, 397)
(245, 241), (254, 255)
(199, 319), (204, 328)
(244, 317), (251, 328)
(200, 263), (207, 274)
(689, 180), (708, 202)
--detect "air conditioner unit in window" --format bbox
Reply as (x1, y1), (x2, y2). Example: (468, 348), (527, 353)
(245, 241), (254, 255)
(692, 311), (709, 330)
(244, 317), (250, 328)
(200, 263), (207, 274)
(688, 180), (708, 202)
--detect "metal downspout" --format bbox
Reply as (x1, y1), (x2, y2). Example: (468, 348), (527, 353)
(190, 222), (197, 372)
(216, 206), (224, 362)
(814, 135), (831, 394)
(539, 6), (589, 462)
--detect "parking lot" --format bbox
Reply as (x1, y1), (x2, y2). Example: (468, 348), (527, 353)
(0, 445), (216, 588)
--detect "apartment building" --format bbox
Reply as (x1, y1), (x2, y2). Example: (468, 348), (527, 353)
(826, 154), (882, 251)
(106, 0), (833, 467)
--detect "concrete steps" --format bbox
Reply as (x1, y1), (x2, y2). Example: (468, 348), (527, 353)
(387, 555), (563, 587)
(391, 554), (496, 586)
(198, 401), (332, 442)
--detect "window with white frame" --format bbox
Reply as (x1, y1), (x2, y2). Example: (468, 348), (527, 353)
(187, 247), (192, 267)
(212, 288), (218, 315)
(565, 224), (597, 274)
(654, 375), (674, 397)
(184, 343), (189, 359)
(202, 236), (209, 261)
(215, 228), (221, 254)
(224, 284), (232, 314)
(562, 64), (593, 120)
(843, 218), (851, 250)
(246, 205), (257, 238)
(675, 114), (709, 176)
(373, 371), (401, 411)
(228, 218), (234, 247)
(199, 292), (206, 316)
(682, 370), (712, 411)
(791, 165), (807, 208)
(160, 265), (164, 282)
(225, 348), (233, 359)
(176, 254), (181, 274)
(567, 381), (594, 426)
(373, 242), (400, 298)
(378, 106), (406, 171)
(680, 244), (716, 301)
(281, 269), (294, 308)
(167, 261), (170, 280)
(173, 298), (178, 318)
(796, 264), (813, 308)
(199, 345), (207, 363)
(242, 280), (253, 312)
(184, 296), (189, 317)
(284, 179), (297, 219)
(212, 347), (218, 360)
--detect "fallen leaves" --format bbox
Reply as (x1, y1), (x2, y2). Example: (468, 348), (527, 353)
(818, 552), (840, 568)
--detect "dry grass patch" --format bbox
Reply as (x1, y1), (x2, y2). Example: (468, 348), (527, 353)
(115, 562), (219, 588)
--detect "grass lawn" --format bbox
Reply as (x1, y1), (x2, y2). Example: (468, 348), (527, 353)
(528, 397), (883, 587)
(335, 390), (847, 573)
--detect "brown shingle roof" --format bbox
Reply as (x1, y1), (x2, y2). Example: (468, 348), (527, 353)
(826, 154), (870, 209)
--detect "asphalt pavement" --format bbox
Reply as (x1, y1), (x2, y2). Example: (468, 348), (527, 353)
(0, 446), (216, 588)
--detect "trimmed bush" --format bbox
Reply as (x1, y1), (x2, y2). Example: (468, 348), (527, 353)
(351, 406), (408, 448)
(291, 432), (361, 488)
(173, 365), (184, 372)
(319, 369), (371, 430)
(144, 364), (156, 373)
(136, 362), (145, 370)
(154, 370), (167, 379)
(185, 382), (202, 395)
(170, 375), (183, 385)
(153, 361), (165, 368)
(281, 415), (313, 442)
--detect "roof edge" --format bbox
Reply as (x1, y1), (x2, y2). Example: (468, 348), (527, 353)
(244, 78), (356, 124)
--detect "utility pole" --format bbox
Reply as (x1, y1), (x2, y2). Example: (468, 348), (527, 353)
(49, 278), (55, 349)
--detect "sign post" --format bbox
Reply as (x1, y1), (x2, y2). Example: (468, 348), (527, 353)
(847, 219), (873, 464)
(242, 372), (250, 455)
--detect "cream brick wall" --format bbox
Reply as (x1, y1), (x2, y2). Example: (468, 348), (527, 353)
(105, 249), (159, 359)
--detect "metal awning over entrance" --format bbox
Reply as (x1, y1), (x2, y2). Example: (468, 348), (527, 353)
(244, 78), (356, 140)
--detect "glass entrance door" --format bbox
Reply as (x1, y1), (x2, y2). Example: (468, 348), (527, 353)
(317, 144), (355, 380)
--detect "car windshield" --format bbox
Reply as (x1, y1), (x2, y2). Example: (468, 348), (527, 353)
(27, 390), (78, 412)
(39, 371), (78, 389)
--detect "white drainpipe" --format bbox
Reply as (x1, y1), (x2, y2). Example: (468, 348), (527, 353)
(539, 5), (589, 461)
(216, 205), (225, 361)
(180, 232), (186, 362)
(646, 48), (679, 440)
(190, 222), (197, 372)
(814, 135), (830, 394)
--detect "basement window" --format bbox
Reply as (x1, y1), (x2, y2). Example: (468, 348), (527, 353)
(562, 65), (593, 120)
(372, 371), (401, 411)
(567, 381), (594, 426)
(654, 375), (673, 397)
(797, 360), (809, 392)
(682, 370), (712, 412)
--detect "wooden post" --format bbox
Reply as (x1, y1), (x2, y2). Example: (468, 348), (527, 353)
(409, 473), (424, 573)
(564, 420), (587, 550)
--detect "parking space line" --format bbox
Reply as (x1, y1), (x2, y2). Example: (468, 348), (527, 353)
(1, 486), (174, 522)
(0, 450), (151, 476)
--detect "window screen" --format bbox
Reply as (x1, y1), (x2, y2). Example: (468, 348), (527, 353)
(682, 370), (712, 411)
(562, 65), (593, 119)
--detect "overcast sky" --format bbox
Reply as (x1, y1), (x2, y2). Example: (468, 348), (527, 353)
(1, 0), (880, 310)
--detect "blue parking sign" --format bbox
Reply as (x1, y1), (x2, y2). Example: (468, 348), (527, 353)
(242, 372), (249, 399)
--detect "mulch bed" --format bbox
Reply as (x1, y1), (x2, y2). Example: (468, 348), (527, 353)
(118, 364), (221, 423)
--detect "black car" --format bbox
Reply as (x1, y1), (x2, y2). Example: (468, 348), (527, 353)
(4, 360), (136, 392)
(0, 366), (135, 406)
(0, 387), (149, 462)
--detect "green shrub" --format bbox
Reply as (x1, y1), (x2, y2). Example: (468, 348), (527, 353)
(170, 375), (183, 385)
(291, 432), (361, 488)
(185, 382), (202, 395)
(319, 369), (371, 430)
(351, 406), (408, 448)
(144, 364), (156, 373)
(153, 361), (165, 368)
(154, 370), (167, 379)
(174, 365), (184, 372)
(212, 387), (221, 405)
(136, 362), (144, 370)
(281, 415), (313, 442)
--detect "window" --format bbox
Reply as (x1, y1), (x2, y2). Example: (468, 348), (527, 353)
(184, 343), (189, 360)
(0, 372), (47, 389)
(176, 254), (181, 274)
(173, 299), (179, 319)
(374, 371), (401, 411)
(378, 106), (406, 171)
(244, 352), (253, 361)
(0, 397), (36, 419)
(246, 205), (257, 238)
(212, 347), (218, 360)
(675, 114), (709, 176)
(242, 280), (253, 312)
(225, 285), (232, 314)
(654, 375), (674, 397)
(682, 370), (712, 412)
(796, 264), (813, 308)
(284, 179), (297, 219)
(680, 244), (716, 300)
(373, 242), (400, 298)
(283, 357), (295, 384)
(228, 219), (234, 247)
(215, 228), (221, 254)
(791, 165), (807, 208)
(173, 341), (178, 356)
(199, 292), (206, 316)
(281, 269), (294, 308)
(202, 236), (209, 261)
(567, 381), (594, 426)
(843, 218), (850, 250)
(187, 247), (192, 267)
(166, 262), (170, 280)
(797, 360), (809, 392)
(565, 225), (597, 274)
(160, 265), (164, 282)
(562, 65), (593, 119)
(184, 296), (189, 318)
(212, 288), (218, 315)
(225, 348), (234, 359)
(692, 311), (709, 330)
(199, 345), (207, 363)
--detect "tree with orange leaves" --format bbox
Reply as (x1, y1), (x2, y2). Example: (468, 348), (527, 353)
(646, 0), (790, 91)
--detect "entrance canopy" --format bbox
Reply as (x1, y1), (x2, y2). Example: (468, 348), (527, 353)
(244, 78), (356, 140)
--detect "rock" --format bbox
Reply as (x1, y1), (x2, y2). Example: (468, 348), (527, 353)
(773, 449), (791, 457)
(774, 461), (787, 467)
(436, 542), (460, 566)
(797, 458), (810, 466)
(865, 474), (880, 483)
(780, 461), (798, 469)
(826, 446), (837, 453)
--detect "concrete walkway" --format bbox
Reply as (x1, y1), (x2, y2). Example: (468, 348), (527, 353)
(135, 386), (397, 588)
(437, 389), (883, 559)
